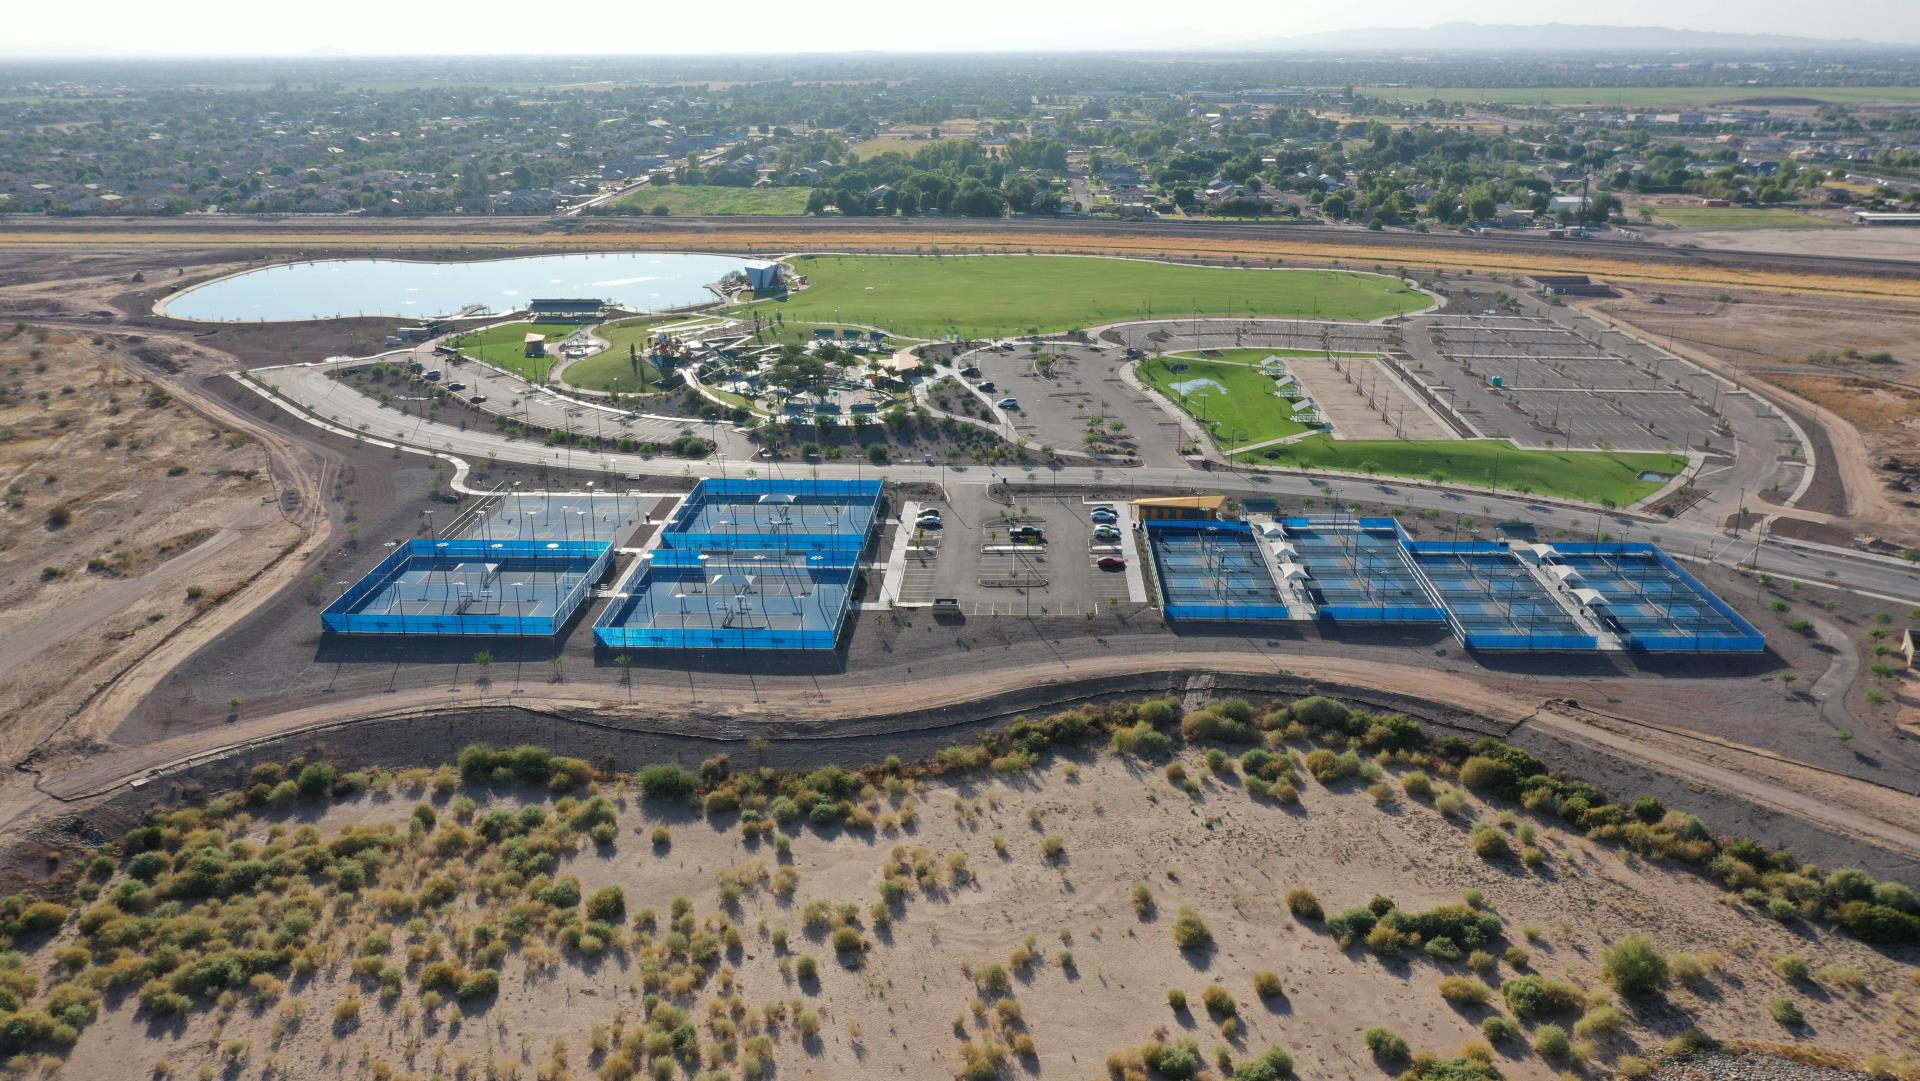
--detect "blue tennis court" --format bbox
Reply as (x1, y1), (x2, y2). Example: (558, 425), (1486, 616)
(1146, 521), (1288, 620)
(1409, 545), (1595, 649)
(1552, 545), (1764, 652)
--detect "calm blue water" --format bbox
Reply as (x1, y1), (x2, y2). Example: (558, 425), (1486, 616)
(161, 252), (750, 322)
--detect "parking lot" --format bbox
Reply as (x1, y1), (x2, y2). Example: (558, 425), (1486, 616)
(959, 342), (1190, 466)
(884, 486), (1145, 616)
(1402, 312), (1730, 452)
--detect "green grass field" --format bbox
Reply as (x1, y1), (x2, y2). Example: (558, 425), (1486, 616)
(1139, 355), (1312, 448)
(449, 323), (578, 382)
(610, 184), (811, 215)
(1361, 85), (1920, 106)
(1236, 437), (1685, 506)
(743, 255), (1431, 339)
(1654, 207), (1839, 230)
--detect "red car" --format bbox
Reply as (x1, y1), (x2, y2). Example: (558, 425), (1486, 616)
(1095, 555), (1127, 571)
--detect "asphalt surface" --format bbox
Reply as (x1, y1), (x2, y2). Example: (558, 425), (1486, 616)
(8, 213), (1920, 284)
(247, 355), (1920, 607)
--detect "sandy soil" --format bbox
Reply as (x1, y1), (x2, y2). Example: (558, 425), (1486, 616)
(1659, 227), (1920, 262)
(0, 326), (304, 763)
(1584, 287), (1920, 541)
(45, 741), (1920, 1081)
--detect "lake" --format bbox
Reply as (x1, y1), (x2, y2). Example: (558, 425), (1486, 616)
(159, 252), (751, 322)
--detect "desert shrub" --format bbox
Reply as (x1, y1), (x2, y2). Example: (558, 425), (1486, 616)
(1252, 971), (1283, 998)
(1480, 1015), (1519, 1042)
(1573, 1005), (1624, 1040)
(1768, 995), (1804, 1026)
(1602, 935), (1669, 998)
(1167, 988), (1188, 1011)
(1231, 1046), (1294, 1081)
(1401, 770), (1433, 798)
(1468, 824), (1510, 860)
(455, 969), (498, 1000)
(1364, 1027), (1410, 1063)
(1499, 975), (1583, 1018)
(1285, 889), (1322, 921)
(1773, 954), (1811, 982)
(1531, 1024), (1570, 1058)
(1425, 936), (1462, 962)
(1172, 907), (1212, 950)
(585, 886), (626, 924)
(1111, 722), (1172, 757)
(1202, 985), (1238, 1018)
(1327, 906), (1378, 948)
(1182, 707), (1257, 744)
(1291, 696), (1350, 729)
(1437, 977), (1490, 1007)
(1304, 749), (1360, 784)
(1144, 1038), (1203, 1081)
(636, 764), (698, 800)
(1366, 923), (1410, 957)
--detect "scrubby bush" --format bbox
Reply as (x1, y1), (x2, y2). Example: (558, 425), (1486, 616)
(1285, 889), (1322, 922)
(1253, 971), (1283, 998)
(1480, 1015), (1519, 1042)
(1468, 824), (1511, 860)
(1364, 1027), (1410, 1063)
(635, 764), (698, 800)
(1172, 907), (1212, 950)
(1531, 1024), (1571, 1058)
(1602, 935), (1669, 998)
(1437, 977), (1490, 1007)
(1231, 1046), (1294, 1081)
(1500, 975), (1583, 1018)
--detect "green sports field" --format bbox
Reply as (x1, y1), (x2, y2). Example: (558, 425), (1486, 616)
(448, 323), (578, 382)
(609, 184), (811, 215)
(1138, 355), (1313, 448)
(1237, 437), (1685, 506)
(1654, 207), (1838, 230)
(743, 255), (1431, 339)
(1361, 85), (1920, 107)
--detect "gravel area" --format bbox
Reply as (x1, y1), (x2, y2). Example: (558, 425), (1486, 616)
(1653, 1052), (1869, 1081)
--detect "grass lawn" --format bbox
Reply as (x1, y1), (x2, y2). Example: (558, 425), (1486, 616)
(1361, 85), (1920, 106)
(1236, 437), (1685, 506)
(1138, 355), (1310, 448)
(741, 255), (1431, 339)
(609, 184), (811, 215)
(448, 323), (580, 382)
(1655, 207), (1838, 230)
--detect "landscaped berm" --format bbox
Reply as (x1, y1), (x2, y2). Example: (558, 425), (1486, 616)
(11, 695), (1916, 1081)
(746, 254), (1432, 339)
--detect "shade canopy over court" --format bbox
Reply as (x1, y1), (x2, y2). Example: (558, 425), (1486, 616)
(596, 479), (883, 651)
(322, 539), (612, 637)
(1147, 513), (1763, 654)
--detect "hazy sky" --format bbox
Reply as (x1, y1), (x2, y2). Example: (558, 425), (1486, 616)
(6, 0), (1919, 57)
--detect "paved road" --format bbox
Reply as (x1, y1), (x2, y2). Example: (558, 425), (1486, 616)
(245, 359), (1920, 606)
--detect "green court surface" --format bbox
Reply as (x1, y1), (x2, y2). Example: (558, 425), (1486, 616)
(741, 255), (1431, 339)
(448, 323), (578, 382)
(1237, 437), (1686, 506)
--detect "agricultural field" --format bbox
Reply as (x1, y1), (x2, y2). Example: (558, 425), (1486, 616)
(743, 255), (1432, 339)
(1239, 437), (1687, 506)
(1138, 354), (1315, 448)
(14, 696), (1918, 1081)
(447, 323), (580, 382)
(1655, 207), (1840, 230)
(609, 184), (813, 216)
(1360, 85), (1920, 106)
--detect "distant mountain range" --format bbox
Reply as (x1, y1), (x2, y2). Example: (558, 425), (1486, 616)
(1270, 22), (1905, 52)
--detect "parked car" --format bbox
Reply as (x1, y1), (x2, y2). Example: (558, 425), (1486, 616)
(469, 394), (487, 405)
(446, 381), (466, 391)
(1093, 525), (1121, 542)
(1009, 525), (1046, 543)
(1089, 507), (1118, 524)
(996, 397), (1020, 410)
(977, 381), (996, 392)
(1096, 555), (1127, 570)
